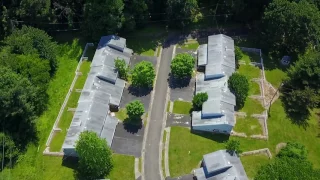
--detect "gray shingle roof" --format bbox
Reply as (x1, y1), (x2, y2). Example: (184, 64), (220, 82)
(192, 34), (236, 128)
(194, 150), (248, 180)
(62, 35), (132, 151)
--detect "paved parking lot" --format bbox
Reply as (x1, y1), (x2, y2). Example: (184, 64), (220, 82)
(170, 77), (195, 102)
(166, 113), (191, 128)
(111, 122), (144, 157)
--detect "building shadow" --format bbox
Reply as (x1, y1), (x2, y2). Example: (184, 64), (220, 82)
(128, 85), (152, 97)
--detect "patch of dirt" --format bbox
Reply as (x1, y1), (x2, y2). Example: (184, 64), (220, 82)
(276, 142), (287, 154)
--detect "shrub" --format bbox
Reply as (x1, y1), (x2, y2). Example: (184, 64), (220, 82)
(228, 73), (249, 109)
(192, 92), (208, 110)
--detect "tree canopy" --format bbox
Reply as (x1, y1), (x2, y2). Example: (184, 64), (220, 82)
(281, 50), (320, 122)
(261, 0), (320, 58)
(3, 26), (58, 74)
(131, 61), (155, 88)
(126, 100), (145, 121)
(76, 131), (113, 179)
(0, 66), (39, 145)
(228, 73), (249, 109)
(166, 0), (199, 28)
(170, 53), (195, 79)
(83, 0), (124, 40)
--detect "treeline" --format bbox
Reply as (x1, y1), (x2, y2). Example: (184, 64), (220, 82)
(0, 26), (58, 166)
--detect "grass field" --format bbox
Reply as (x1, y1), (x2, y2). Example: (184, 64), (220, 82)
(234, 117), (263, 136)
(169, 99), (320, 177)
(49, 60), (92, 152)
(172, 101), (192, 115)
(240, 154), (270, 179)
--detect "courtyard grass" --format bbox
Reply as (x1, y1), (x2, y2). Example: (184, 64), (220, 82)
(234, 117), (263, 136)
(115, 108), (128, 121)
(169, 100), (320, 177)
(239, 98), (265, 115)
(240, 154), (270, 179)
(49, 60), (92, 152)
(172, 101), (192, 115)
(107, 154), (135, 180)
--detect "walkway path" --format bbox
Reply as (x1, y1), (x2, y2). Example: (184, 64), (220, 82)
(143, 44), (174, 180)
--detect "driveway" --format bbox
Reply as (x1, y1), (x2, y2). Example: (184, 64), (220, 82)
(111, 122), (144, 157)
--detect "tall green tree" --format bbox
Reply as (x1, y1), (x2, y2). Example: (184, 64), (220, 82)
(3, 26), (58, 74)
(76, 131), (113, 179)
(0, 66), (39, 145)
(171, 53), (195, 79)
(166, 0), (199, 28)
(131, 61), (155, 88)
(261, 0), (320, 58)
(281, 50), (320, 121)
(83, 0), (124, 40)
(228, 73), (249, 109)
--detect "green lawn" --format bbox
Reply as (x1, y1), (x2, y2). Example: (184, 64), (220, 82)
(49, 60), (92, 152)
(265, 68), (287, 88)
(169, 100), (320, 177)
(172, 101), (192, 115)
(240, 98), (265, 115)
(178, 41), (200, 50)
(240, 154), (270, 179)
(248, 81), (260, 95)
(115, 108), (128, 121)
(234, 116), (263, 136)
(107, 154), (135, 180)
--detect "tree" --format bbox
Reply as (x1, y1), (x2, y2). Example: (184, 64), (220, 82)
(255, 157), (320, 180)
(281, 50), (320, 121)
(131, 61), (155, 88)
(260, 0), (320, 58)
(83, 0), (124, 40)
(228, 73), (249, 109)
(171, 53), (195, 79)
(166, 0), (199, 29)
(277, 142), (307, 160)
(115, 58), (128, 80)
(76, 131), (113, 179)
(0, 66), (39, 145)
(235, 46), (243, 61)
(192, 92), (208, 111)
(126, 100), (145, 121)
(3, 26), (58, 74)
(225, 139), (242, 155)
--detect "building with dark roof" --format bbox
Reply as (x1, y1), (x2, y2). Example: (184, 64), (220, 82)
(192, 34), (236, 134)
(194, 150), (248, 180)
(62, 35), (132, 156)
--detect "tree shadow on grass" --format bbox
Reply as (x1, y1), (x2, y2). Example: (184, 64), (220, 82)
(168, 73), (191, 89)
(128, 85), (152, 97)
(191, 129), (230, 143)
(123, 118), (143, 134)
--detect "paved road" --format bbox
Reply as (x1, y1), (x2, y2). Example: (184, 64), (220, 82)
(143, 44), (174, 180)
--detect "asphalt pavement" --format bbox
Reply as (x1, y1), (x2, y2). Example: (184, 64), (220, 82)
(143, 44), (174, 180)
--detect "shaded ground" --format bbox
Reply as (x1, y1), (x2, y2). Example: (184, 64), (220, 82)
(166, 113), (191, 128)
(169, 77), (195, 101)
(111, 122), (144, 157)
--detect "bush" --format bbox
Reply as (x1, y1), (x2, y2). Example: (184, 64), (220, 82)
(131, 61), (155, 88)
(228, 73), (249, 109)
(192, 92), (208, 110)
(171, 53), (195, 79)
(115, 58), (128, 80)
(126, 100), (145, 121)
(235, 46), (243, 61)
(76, 131), (113, 179)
